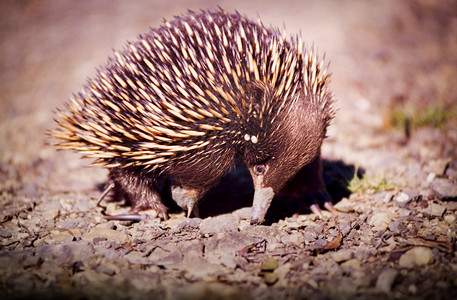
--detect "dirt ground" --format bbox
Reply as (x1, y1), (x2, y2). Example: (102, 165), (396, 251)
(1, 0), (457, 299)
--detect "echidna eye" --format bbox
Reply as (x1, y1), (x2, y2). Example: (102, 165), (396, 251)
(253, 164), (266, 175)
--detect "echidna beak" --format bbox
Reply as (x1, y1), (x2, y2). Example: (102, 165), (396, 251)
(250, 186), (275, 225)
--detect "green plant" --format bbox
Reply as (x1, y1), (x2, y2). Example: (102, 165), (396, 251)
(347, 168), (398, 194)
(388, 102), (455, 130)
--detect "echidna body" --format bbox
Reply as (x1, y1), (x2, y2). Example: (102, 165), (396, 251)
(52, 9), (334, 224)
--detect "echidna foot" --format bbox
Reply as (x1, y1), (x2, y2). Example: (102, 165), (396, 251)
(171, 185), (202, 218)
(309, 189), (337, 217)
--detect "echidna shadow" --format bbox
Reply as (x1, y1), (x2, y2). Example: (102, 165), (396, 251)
(166, 159), (364, 224)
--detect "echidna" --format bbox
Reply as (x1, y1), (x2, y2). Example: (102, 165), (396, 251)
(51, 9), (335, 224)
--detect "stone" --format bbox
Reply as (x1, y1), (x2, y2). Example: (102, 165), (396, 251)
(177, 218), (202, 229)
(184, 261), (223, 280)
(340, 258), (361, 270)
(427, 172), (436, 183)
(429, 203), (447, 217)
(388, 220), (405, 234)
(274, 262), (291, 283)
(47, 230), (75, 243)
(260, 257), (278, 272)
(232, 207), (252, 220)
(408, 284), (418, 294)
(444, 214), (456, 224)
(124, 251), (151, 265)
(36, 242), (95, 265)
(398, 208), (411, 217)
(427, 158), (451, 176)
(150, 249), (183, 266)
(280, 232), (304, 247)
(95, 265), (117, 276)
(398, 247), (433, 268)
(219, 254), (237, 269)
(332, 249), (353, 263)
(368, 212), (391, 232)
(395, 192), (412, 207)
(199, 214), (239, 235)
(334, 197), (354, 213)
(82, 225), (130, 244)
(41, 207), (60, 221)
(376, 268), (398, 293)
(263, 272), (279, 285)
(430, 178), (457, 200)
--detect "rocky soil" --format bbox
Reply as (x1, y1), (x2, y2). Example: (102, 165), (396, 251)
(1, 0), (456, 299)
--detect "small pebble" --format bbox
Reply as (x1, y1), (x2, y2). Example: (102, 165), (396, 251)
(395, 192), (412, 207)
(376, 268), (398, 293)
(219, 255), (237, 270)
(95, 265), (116, 276)
(368, 212), (391, 232)
(232, 207), (252, 220)
(340, 258), (361, 270)
(274, 262), (291, 281)
(388, 220), (405, 234)
(261, 257), (278, 272)
(332, 249), (353, 263)
(427, 158), (450, 176)
(446, 167), (457, 179)
(444, 214), (456, 224)
(82, 225), (129, 244)
(430, 178), (457, 200)
(124, 251), (150, 265)
(334, 198), (354, 213)
(155, 250), (183, 266)
(48, 230), (75, 243)
(398, 208), (411, 217)
(427, 172), (436, 183)
(280, 232), (304, 247)
(303, 232), (317, 242)
(263, 272), (279, 285)
(42, 208), (60, 221)
(177, 218), (202, 229)
(429, 203), (446, 217)
(199, 214), (239, 235)
(408, 284), (418, 294)
(399, 247), (433, 268)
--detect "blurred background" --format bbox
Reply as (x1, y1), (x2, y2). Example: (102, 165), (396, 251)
(0, 0), (456, 192)
(1, 2), (456, 297)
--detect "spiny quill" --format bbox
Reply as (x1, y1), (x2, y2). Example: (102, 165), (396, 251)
(51, 9), (335, 224)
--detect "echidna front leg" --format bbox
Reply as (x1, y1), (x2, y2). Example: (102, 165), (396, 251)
(171, 185), (203, 218)
(109, 169), (168, 219)
(302, 155), (337, 216)
(279, 154), (337, 217)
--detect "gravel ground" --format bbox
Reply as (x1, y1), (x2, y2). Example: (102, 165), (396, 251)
(1, 0), (457, 299)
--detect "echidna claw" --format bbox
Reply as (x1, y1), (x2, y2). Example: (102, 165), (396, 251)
(186, 205), (200, 218)
(310, 204), (324, 217)
(103, 213), (146, 222)
(159, 211), (169, 221)
(324, 201), (338, 214)
(96, 182), (115, 209)
(193, 206), (200, 218)
(308, 189), (337, 217)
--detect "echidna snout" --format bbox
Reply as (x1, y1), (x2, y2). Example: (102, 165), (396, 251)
(246, 96), (330, 224)
(51, 9), (335, 224)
